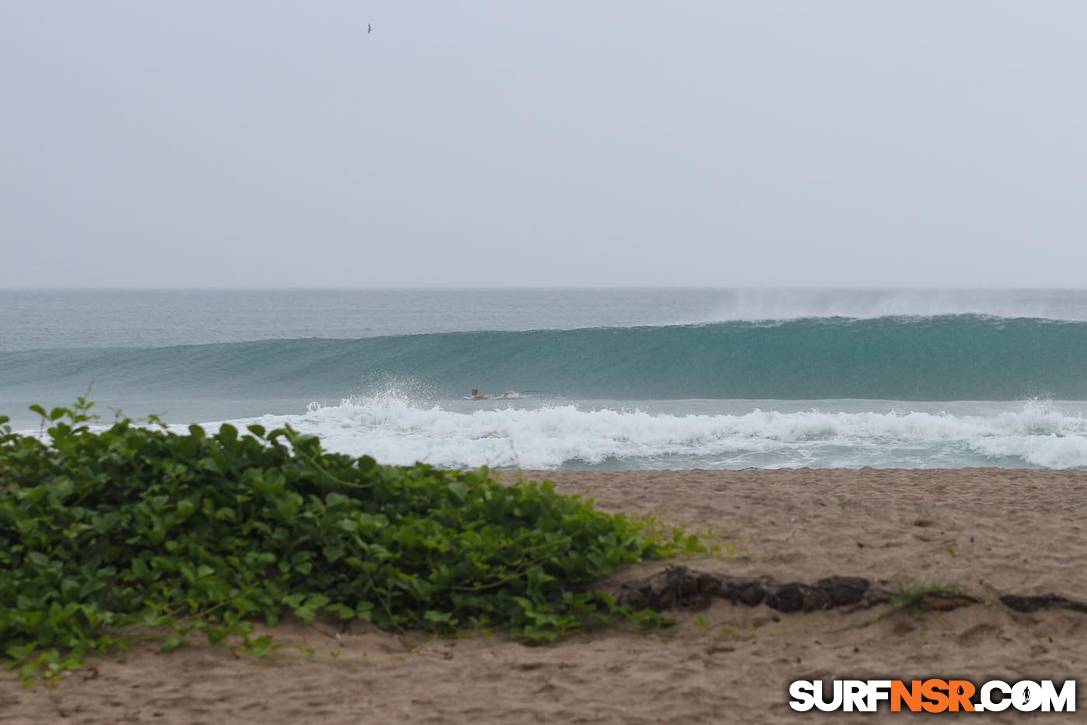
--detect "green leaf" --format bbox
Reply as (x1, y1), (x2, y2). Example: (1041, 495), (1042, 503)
(424, 610), (455, 625)
(448, 481), (469, 502)
(0, 396), (701, 682)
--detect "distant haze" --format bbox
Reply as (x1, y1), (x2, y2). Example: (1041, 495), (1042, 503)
(2, 1), (1085, 288)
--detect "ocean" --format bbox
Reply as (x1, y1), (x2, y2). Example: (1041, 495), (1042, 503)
(3, 288), (1087, 469)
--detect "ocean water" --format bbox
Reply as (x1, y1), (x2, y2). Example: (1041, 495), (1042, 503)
(3, 289), (1087, 469)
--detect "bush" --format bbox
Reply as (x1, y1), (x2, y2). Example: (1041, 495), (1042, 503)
(0, 399), (695, 681)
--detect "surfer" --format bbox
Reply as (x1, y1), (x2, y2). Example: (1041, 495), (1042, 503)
(470, 388), (488, 400)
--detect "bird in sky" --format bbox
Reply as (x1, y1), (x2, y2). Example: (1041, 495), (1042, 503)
(368, 23), (372, 34)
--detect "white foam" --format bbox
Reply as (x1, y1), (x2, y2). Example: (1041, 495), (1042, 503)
(214, 396), (1087, 470)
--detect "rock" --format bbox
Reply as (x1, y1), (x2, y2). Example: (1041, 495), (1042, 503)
(862, 587), (894, 607)
(617, 566), (719, 611)
(766, 583), (831, 613)
(613, 566), (1087, 621)
(618, 568), (878, 613)
(916, 592), (978, 611)
(815, 576), (870, 606)
(732, 581), (768, 607)
(1001, 593), (1087, 614)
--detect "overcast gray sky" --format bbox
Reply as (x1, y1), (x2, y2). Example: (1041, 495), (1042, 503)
(2, 1), (1085, 288)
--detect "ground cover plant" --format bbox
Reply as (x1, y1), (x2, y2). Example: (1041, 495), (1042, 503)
(0, 399), (698, 682)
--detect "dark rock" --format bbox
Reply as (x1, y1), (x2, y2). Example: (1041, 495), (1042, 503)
(616, 581), (653, 610)
(617, 566), (718, 611)
(766, 582), (830, 613)
(734, 581), (768, 607)
(862, 587), (894, 607)
(1001, 594), (1087, 614)
(916, 592), (978, 611)
(614, 566), (1087, 621)
(816, 576), (870, 606)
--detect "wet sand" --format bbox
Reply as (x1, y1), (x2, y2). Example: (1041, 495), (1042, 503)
(3, 468), (1086, 723)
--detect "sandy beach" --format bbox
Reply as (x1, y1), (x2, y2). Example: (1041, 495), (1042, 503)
(3, 468), (1086, 724)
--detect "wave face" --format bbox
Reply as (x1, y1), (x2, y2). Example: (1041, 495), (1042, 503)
(220, 397), (1087, 470)
(8, 289), (1087, 352)
(4, 315), (1087, 402)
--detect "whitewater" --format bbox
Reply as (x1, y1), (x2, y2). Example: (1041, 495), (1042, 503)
(203, 395), (1087, 470)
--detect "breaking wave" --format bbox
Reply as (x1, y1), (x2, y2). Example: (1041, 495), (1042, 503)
(220, 396), (1087, 470)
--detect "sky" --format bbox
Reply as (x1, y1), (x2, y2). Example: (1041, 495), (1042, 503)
(1, 1), (1086, 288)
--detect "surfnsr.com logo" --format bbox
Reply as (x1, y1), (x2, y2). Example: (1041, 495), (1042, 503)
(789, 679), (1076, 713)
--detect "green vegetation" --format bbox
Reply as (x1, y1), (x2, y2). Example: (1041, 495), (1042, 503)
(1, 399), (698, 682)
(890, 580), (970, 610)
